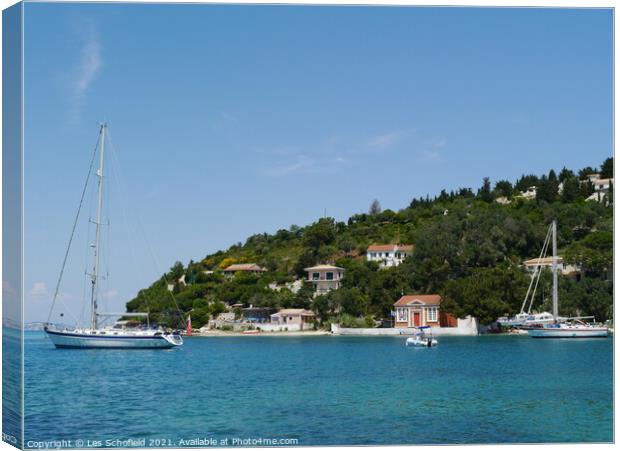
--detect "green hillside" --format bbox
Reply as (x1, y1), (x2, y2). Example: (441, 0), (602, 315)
(126, 158), (613, 328)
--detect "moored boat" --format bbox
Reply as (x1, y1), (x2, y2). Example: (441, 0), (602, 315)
(528, 321), (609, 338)
(526, 221), (608, 339)
(406, 326), (438, 347)
(45, 326), (183, 348)
(45, 124), (183, 349)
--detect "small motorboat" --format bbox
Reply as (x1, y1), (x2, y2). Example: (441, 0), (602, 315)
(406, 326), (438, 347)
(242, 329), (261, 335)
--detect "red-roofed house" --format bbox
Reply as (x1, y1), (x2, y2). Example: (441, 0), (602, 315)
(222, 263), (267, 279)
(394, 294), (441, 328)
(367, 244), (414, 268)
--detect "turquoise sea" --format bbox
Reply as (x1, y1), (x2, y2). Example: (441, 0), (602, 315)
(23, 331), (613, 447)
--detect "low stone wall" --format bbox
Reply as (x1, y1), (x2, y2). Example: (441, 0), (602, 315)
(255, 323), (302, 332)
(200, 322), (303, 333)
(331, 316), (479, 336)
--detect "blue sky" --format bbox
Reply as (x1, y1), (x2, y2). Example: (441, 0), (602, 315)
(23, 3), (613, 322)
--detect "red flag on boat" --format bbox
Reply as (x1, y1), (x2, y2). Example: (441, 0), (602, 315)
(186, 314), (192, 336)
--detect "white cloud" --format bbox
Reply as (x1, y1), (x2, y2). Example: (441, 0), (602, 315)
(219, 112), (237, 123)
(429, 138), (447, 149)
(421, 149), (441, 161)
(265, 155), (314, 176)
(264, 151), (344, 177)
(367, 131), (401, 151)
(212, 111), (239, 131)
(75, 38), (101, 94)
(29, 282), (48, 297)
(68, 20), (102, 124)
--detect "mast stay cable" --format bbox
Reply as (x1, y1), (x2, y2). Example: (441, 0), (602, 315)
(526, 224), (553, 314)
(105, 129), (185, 329)
(519, 223), (552, 315)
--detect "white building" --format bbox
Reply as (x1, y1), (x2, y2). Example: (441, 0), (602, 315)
(366, 244), (414, 268)
(269, 309), (315, 331)
(586, 176), (613, 204)
(523, 256), (582, 278)
(304, 264), (344, 296)
(518, 186), (537, 200)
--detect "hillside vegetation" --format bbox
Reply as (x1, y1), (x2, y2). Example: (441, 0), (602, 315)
(126, 158), (613, 328)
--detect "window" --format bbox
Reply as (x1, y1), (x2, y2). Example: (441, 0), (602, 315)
(428, 307), (438, 322)
(397, 308), (408, 322)
(385, 252), (389, 257)
(326, 272), (334, 280)
(396, 252), (401, 259)
(312, 272), (320, 280)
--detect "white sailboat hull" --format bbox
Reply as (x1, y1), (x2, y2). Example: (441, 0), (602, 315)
(45, 329), (183, 349)
(528, 327), (609, 338)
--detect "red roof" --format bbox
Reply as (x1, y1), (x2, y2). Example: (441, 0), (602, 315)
(367, 244), (414, 252)
(394, 294), (441, 307)
(223, 263), (267, 272)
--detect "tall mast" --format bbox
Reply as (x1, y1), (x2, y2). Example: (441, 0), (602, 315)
(90, 123), (106, 329)
(551, 220), (558, 321)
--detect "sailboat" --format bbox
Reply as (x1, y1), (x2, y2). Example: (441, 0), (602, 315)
(527, 220), (608, 339)
(497, 223), (560, 328)
(44, 123), (183, 349)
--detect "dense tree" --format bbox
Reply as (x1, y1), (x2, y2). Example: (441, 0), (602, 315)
(168, 261), (185, 280)
(515, 174), (539, 192)
(369, 199), (382, 215)
(600, 157), (613, 179)
(303, 217), (337, 249)
(536, 174), (558, 203)
(580, 180), (595, 199)
(493, 180), (514, 198)
(561, 176), (581, 203)
(558, 276), (612, 321)
(564, 230), (613, 277)
(442, 265), (530, 325)
(558, 166), (575, 182)
(326, 287), (369, 317)
(477, 177), (493, 202)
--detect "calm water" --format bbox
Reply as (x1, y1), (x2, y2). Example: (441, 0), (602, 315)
(23, 331), (613, 447)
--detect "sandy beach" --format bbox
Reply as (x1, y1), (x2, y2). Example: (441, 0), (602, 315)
(189, 330), (332, 337)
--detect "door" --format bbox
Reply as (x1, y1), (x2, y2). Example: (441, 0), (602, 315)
(413, 311), (421, 327)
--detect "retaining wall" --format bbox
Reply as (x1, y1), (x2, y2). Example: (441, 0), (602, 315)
(331, 316), (479, 336)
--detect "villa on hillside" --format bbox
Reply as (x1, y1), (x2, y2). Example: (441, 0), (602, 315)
(366, 244), (414, 268)
(518, 186), (537, 200)
(587, 176), (614, 203)
(304, 264), (344, 296)
(222, 263), (267, 279)
(585, 173), (603, 183)
(523, 256), (582, 279)
(394, 294), (455, 328)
